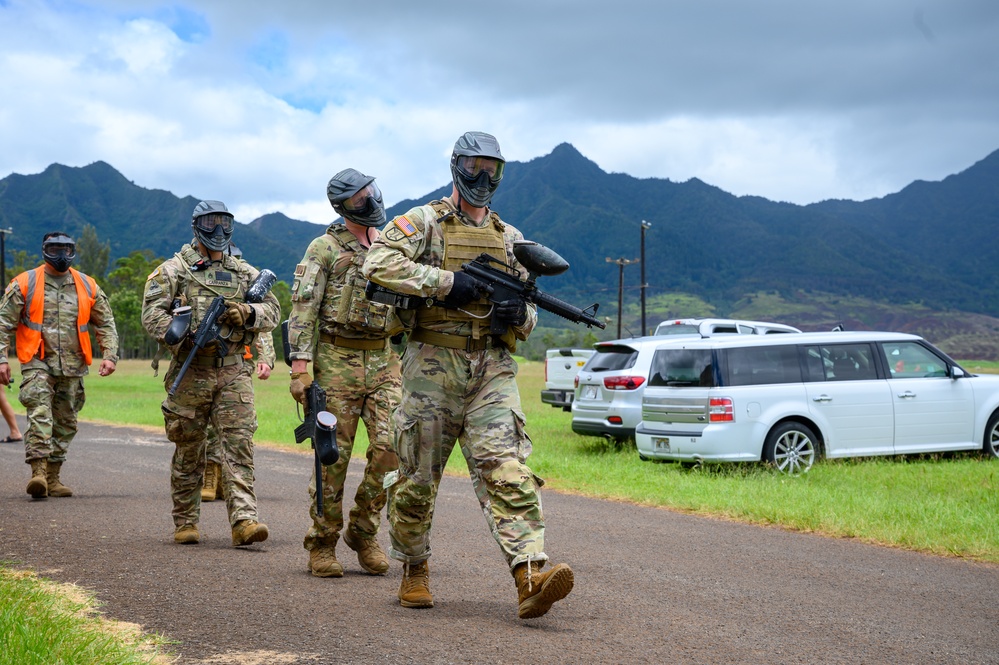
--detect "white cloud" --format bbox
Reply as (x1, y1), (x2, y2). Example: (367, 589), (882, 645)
(1, 0), (997, 223)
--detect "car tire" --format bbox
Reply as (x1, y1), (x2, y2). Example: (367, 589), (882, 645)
(984, 411), (999, 458)
(763, 422), (818, 475)
(638, 454), (651, 462)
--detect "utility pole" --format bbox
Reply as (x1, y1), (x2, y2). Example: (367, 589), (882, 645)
(0, 227), (12, 287)
(640, 220), (651, 335)
(606, 257), (639, 339)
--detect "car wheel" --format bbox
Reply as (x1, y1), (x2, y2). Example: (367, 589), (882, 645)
(984, 412), (999, 458)
(639, 454), (651, 462)
(763, 422), (818, 475)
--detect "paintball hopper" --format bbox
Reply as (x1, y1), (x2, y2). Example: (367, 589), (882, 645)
(163, 305), (192, 346)
(512, 240), (570, 280)
(246, 269), (277, 303)
(314, 411), (339, 465)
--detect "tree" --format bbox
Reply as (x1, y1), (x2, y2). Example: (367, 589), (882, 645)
(76, 224), (110, 284)
(106, 250), (163, 359)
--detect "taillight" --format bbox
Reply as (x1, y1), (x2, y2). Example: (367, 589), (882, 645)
(608, 416), (623, 425)
(603, 376), (646, 391)
(709, 397), (734, 422)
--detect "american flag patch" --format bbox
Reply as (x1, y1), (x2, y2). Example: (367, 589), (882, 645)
(394, 216), (417, 236)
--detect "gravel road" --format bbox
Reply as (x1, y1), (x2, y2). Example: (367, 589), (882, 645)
(1, 417), (997, 664)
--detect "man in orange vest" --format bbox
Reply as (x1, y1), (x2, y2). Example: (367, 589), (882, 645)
(0, 232), (119, 499)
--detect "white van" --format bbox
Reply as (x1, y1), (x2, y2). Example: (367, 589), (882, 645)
(635, 331), (999, 474)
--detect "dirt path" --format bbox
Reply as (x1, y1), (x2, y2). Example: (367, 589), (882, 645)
(1, 418), (997, 664)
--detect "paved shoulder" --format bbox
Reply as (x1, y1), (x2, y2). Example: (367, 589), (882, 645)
(1, 419), (996, 664)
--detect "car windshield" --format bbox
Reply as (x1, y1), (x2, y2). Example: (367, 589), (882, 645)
(584, 345), (639, 372)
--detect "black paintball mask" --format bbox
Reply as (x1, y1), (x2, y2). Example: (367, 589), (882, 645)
(191, 200), (235, 252)
(42, 232), (77, 273)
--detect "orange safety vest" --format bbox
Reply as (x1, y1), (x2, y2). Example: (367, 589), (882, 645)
(15, 266), (98, 365)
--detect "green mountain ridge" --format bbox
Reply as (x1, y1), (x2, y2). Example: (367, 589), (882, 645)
(2, 144), (998, 359)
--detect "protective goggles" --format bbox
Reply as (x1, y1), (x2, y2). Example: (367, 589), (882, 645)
(42, 244), (76, 258)
(455, 156), (504, 183)
(341, 183), (382, 212)
(194, 213), (234, 233)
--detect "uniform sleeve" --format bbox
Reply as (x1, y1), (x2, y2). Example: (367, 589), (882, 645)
(362, 206), (452, 299)
(287, 236), (333, 362)
(90, 287), (120, 363)
(256, 332), (276, 368)
(141, 261), (180, 344)
(0, 279), (26, 365)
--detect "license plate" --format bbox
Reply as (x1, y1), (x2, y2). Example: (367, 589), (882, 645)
(583, 385), (598, 400)
(653, 437), (670, 452)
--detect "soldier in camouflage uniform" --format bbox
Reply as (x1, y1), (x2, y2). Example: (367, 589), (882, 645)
(362, 132), (574, 619)
(202, 333), (276, 502)
(141, 200), (280, 547)
(0, 232), (119, 499)
(288, 168), (407, 578)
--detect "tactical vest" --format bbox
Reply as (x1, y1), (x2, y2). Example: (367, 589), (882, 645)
(15, 267), (97, 364)
(175, 245), (254, 355)
(416, 201), (517, 349)
(321, 225), (405, 338)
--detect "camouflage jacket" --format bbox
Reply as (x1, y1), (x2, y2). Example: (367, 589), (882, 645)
(288, 223), (408, 362)
(361, 196), (537, 340)
(141, 242), (280, 359)
(0, 267), (119, 376)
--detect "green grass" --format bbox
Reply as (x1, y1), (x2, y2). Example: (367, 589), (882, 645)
(0, 564), (169, 665)
(6, 358), (998, 564)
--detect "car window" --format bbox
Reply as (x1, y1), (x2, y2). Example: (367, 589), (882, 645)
(583, 345), (639, 372)
(808, 343), (878, 381)
(656, 324), (699, 336)
(723, 345), (802, 386)
(648, 349), (714, 387)
(881, 341), (948, 378)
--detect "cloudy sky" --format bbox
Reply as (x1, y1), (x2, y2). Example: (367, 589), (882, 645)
(1, 1), (996, 225)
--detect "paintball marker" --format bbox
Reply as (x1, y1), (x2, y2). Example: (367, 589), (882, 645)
(366, 240), (605, 333)
(167, 269), (277, 396)
(294, 381), (339, 515)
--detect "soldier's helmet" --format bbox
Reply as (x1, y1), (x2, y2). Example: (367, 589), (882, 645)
(326, 168), (386, 228)
(192, 200), (234, 252)
(42, 231), (76, 273)
(450, 131), (505, 208)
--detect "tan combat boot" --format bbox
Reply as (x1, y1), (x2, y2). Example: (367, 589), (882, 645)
(46, 461), (73, 497)
(232, 519), (268, 547)
(343, 529), (390, 575)
(174, 523), (200, 544)
(398, 560), (433, 608)
(26, 459), (48, 498)
(513, 560), (574, 619)
(309, 544), (344, 578)
(201, 462), (220, 502)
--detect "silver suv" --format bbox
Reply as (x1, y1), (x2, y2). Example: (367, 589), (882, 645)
(571, 318), (801, 441)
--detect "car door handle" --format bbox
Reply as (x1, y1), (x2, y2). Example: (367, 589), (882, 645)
(897, 391), (917, 399)
(812, 395), (832, 403)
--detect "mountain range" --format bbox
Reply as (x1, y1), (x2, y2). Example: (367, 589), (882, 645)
(1, 144), (998, 358)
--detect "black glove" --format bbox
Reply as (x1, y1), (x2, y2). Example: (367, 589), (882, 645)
(442, 271), (487, 308)
(494, 298), (527, 327)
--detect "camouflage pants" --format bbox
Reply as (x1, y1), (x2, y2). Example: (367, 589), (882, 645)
(161, 360), (259, 529)
(303, 343), (401, 551)
(19, 369), (85, 464)
(386, 342), (546, 571)
(205, 423), (222, 465)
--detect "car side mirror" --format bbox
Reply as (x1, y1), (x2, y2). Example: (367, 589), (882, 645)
(949, 365), (967, 379)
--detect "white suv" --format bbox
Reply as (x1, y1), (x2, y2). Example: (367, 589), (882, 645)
(571, 318), (801, 441)
(635, 331), (999, 473)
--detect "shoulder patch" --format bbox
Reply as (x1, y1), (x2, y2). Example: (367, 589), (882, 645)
(394, 215), (418, 237)
(294, 263), (306, 277)
(146, 266), (161, 281)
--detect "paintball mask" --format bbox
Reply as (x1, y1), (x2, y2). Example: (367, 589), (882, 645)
(327, 168), (386, 227)
(191, 200), (235, 252)
(450, 131), (505, 207)
(42, 232), (77, 273)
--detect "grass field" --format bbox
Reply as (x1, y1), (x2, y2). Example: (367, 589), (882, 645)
(5, 358), (998, 563)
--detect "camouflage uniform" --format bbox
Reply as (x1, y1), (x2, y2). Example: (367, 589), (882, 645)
(0, 268), (118, 464)
(289, 223), (407, 553)
(205, 334), (276, 468)
(141, 242), (280, 531)
(361, 196), (545, 571)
